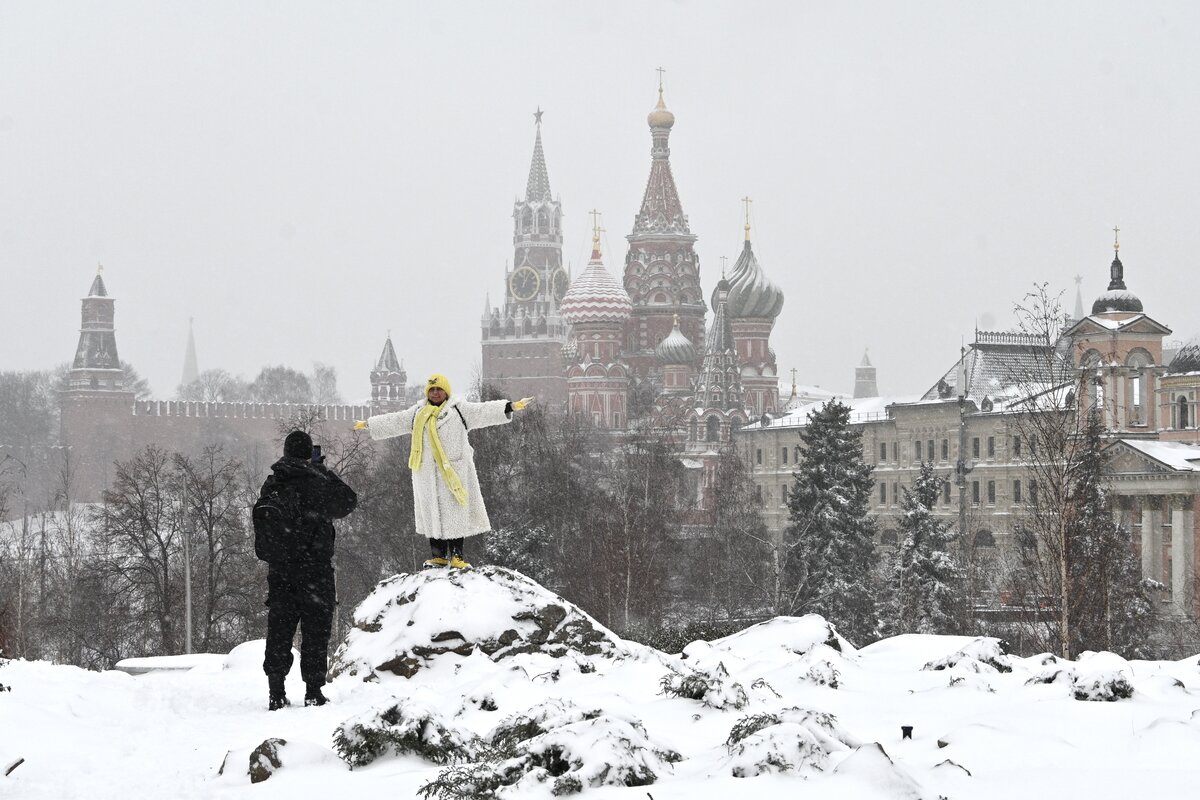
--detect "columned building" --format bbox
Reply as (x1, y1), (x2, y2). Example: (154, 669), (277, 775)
(736, 240), (1200, 618)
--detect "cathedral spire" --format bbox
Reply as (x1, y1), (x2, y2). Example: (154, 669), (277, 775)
(525, 108), (552, 202)
(181, 317), (199, 387)
(633, 75), (688, 235)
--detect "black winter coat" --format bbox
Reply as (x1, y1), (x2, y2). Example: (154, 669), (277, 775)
(257, 456), (358, 571)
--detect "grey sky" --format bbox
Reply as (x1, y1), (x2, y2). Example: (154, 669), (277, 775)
(2, 1), (1197, 402)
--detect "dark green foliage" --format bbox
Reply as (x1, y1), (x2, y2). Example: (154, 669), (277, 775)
(726, 713), (783, 748)
(333, 701), (481, 768)
(1066, 415), (1158, 658)
(1071, 672), (1134, 701)
(621, 618), (749, 655)
(659, 662), (748, 709)
(886, 462), (962, 636)
(784, 400), (879, 643)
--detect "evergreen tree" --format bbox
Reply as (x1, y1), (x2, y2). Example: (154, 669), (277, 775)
(1068, 414), (1157, 657)
(783, 400), (878, 643)
(887, 462), (961, 635)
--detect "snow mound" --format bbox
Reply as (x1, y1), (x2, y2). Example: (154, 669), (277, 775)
(700, 615), (855, 661)
(216, 737), (344, 785)
(831, 742), (927, 799)
(332, 691), (479, 767)
(922, 637), (1013, 674)
(332, 566), (628, 680)
(722, 707), (860, 778)
(223, 639), (299, 677)
(421, 702), (680, 797)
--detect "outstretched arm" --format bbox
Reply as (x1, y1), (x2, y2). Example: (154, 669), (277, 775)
(457, 398), (527, 430)
(359, 403), (420, 441)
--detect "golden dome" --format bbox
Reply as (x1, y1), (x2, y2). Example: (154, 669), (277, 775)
(647, 88), (675, 129)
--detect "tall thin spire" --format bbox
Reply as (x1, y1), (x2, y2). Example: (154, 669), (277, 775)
(525, 108), (551, 202)
(1073, 275), (1085, 320)
(181, 317), (199, 387)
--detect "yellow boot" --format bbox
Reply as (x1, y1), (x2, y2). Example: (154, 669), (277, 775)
(449, 553), (471, 569)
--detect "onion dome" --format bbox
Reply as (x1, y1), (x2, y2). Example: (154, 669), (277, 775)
(647, 87), (675, 129)
(725, 238), (784, 319)
(1168, 335), (1200, 374)
(1091, 236), (1143, 315)
(559, 234), (632, 325)
(655, 314), (695, 364)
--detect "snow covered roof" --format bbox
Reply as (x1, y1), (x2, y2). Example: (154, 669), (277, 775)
(920, 331), (1065, 404)
(1112, 440), (1200, 472)
(748, 393), (917, 430)
(1167, 335), (1200, 375)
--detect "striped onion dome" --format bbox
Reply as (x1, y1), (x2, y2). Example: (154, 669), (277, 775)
(655, 314), (695, 364)
(725, 238), (784, 319)
(559, 238), (632, 325)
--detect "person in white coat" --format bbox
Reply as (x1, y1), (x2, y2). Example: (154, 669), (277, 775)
(354, 373), (532, 568)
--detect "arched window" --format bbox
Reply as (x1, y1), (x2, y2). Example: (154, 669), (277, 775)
(1179, 395), (1190, 429)
(706, 416), (720, 442)
(974, 529), (996, 548)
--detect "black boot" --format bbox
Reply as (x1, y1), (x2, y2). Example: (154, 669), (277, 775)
(267, 674), (289, 711)
(304, 681), (329, 707)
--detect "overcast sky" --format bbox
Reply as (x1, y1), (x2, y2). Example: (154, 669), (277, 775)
(1, 1), (1197, 402)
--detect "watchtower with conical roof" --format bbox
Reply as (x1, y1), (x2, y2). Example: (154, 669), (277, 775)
(622, 74), (705, 377)
(371, 334), (409, 413)
(481, 109), (568, 407)
(60, 268), (137, 498)
(854, 349), (879, 398)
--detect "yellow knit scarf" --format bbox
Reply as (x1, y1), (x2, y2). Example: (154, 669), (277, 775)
(409, 402), (468, 506)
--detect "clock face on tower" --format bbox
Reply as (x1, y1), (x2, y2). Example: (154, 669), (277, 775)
(510, 266), (540, 301)
(551, 268), (569, 301)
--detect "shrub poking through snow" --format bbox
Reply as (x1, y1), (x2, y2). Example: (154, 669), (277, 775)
(333, 695), (480, 767)
(1072, 671), (1134, 702)
(659, 662), (748, 709)
(801, 658), (841, 689)
(723, 707), (860, 778)
(486, 699), (602, 757)
(420, 706), (681, 798)
(922, 637), (1013, 674)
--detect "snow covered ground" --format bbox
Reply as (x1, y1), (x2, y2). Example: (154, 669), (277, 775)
(3, 567), (1200, 799)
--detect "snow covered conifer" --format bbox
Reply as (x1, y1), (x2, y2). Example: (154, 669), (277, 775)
(887, 462), (962, 636)
(783, 400), (878, 643)
(1068, 414), (1157, 658)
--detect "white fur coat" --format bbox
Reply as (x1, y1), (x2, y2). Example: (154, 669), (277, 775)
(367, 397), (511, 540)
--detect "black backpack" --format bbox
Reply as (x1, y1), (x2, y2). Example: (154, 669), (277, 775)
(252, 484), (304, 564)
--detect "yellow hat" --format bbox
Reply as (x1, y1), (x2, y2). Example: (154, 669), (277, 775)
(425, 374), (452, 396)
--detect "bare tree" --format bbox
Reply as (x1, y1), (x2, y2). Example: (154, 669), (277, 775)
(92, 446), (184, 655)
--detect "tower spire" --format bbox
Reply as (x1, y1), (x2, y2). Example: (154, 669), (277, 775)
(742, 196), (753, 241)
(525, 108), (551, 202)
(181, 317), (199, 387)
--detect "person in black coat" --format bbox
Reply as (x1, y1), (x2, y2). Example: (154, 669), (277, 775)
(257, 430), (357, 710)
